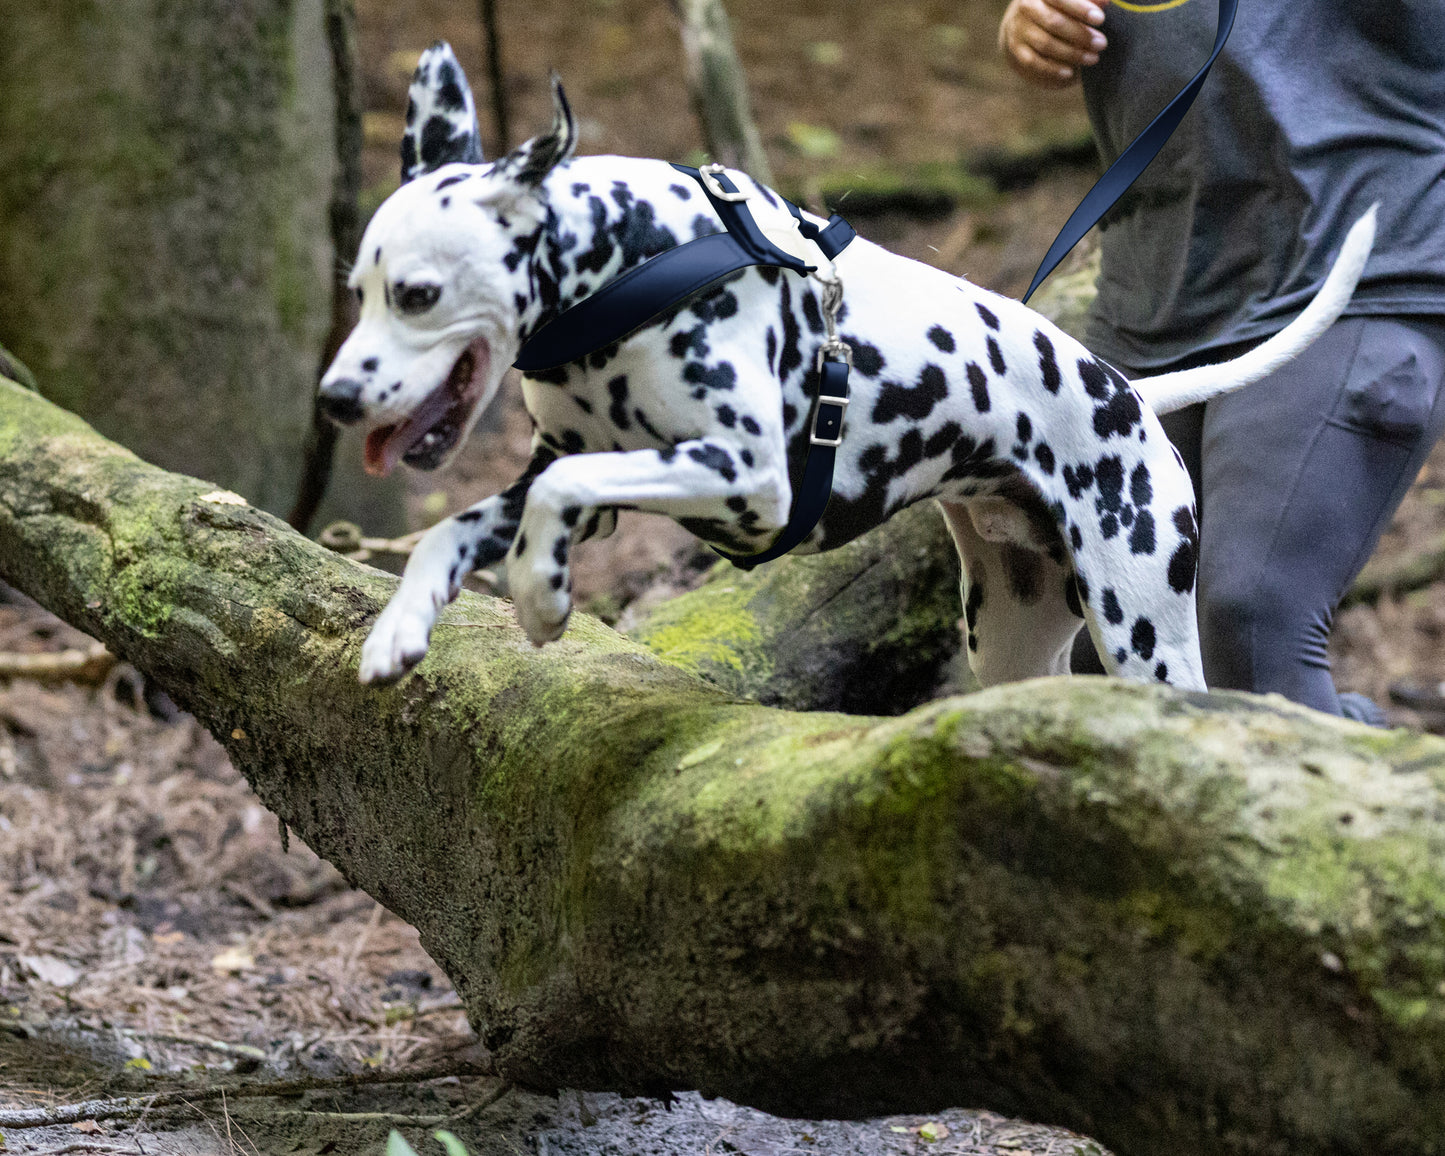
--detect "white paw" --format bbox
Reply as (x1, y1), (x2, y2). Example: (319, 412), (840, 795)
(359, 596), (438, 684)
(511, 568), (572, 647)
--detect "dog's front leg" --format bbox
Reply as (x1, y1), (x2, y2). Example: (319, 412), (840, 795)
(508, 439), (781, 645)
(358, 450), (556, 684)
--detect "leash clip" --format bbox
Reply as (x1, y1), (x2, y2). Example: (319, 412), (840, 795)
(813, 273), (852, 370)
(810, 273), (851, 447)
(699, 163), (749, 203)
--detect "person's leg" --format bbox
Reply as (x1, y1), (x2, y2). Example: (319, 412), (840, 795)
(1195, 316), (1445, 712)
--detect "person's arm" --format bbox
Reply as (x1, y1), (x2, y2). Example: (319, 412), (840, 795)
(998, 0), (1109, 88)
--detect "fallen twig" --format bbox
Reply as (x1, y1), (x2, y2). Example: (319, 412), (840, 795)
(0, 1064), (495, 1131)
(0, 640), (113, 684)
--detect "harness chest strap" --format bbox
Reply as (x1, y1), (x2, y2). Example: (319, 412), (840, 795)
(511, 163), (857, 570)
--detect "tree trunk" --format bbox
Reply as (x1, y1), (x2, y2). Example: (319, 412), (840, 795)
(3, 378), (1445, 1156)
(0, 0), (402, 531)
(670, 0), (775, 186)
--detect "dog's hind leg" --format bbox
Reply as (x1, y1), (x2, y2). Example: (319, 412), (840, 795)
(939, 499), (1085, 687)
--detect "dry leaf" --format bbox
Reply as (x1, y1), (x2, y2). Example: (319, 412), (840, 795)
(72, 1120), (103, 1134)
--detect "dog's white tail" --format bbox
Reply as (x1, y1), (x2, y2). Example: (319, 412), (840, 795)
(1133, 204), (1377, 416)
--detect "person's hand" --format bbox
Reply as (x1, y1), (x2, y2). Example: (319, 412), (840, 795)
(998, 0), (1109, 89)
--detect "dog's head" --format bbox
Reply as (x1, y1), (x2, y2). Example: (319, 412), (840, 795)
(319, 44), (576, 477)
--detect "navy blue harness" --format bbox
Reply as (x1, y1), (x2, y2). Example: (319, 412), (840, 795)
(513, 163), (857, 569)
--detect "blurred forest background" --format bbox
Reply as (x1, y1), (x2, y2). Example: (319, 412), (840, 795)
(1, 1), (1444, 1152)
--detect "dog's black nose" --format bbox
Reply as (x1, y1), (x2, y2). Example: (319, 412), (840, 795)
(318, 378), (366, 425)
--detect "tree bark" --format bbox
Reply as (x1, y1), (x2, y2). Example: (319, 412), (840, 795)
(3, 378), (1445, 1155)
(670, 0), (775, 186)
(0, 0), (402, 531)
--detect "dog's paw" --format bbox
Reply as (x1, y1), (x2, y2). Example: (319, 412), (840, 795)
(358, 600), (436, 684)
(511, 566), (572, 647)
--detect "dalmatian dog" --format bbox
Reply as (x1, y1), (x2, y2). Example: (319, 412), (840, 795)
(320, 43), (1374, 691)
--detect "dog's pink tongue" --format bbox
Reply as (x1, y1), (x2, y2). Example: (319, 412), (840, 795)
(363, 425), (401, 477)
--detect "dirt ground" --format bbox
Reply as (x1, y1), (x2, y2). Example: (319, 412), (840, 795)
(5, 0), (1445, 1153)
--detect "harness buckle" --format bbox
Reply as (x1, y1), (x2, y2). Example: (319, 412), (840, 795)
(699, 163), (749, 203)
(809, 389), (849, 448)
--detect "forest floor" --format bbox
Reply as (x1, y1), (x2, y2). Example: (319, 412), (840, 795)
(4, 0), (1445, 1152)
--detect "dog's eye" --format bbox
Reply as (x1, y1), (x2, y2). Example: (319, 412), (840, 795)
(396, 282), (442, 315)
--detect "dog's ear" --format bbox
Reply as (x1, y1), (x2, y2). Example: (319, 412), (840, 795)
(400, 41), (485, 185)
(495, 74), (577, 190)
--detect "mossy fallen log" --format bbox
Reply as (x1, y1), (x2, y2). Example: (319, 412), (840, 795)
(628, 501), (964, 714)
(3, 377), (1445, 1156)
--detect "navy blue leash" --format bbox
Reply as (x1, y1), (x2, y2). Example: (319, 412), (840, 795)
(1021, 0), (1238, 303)
(513, 163), (856, 570)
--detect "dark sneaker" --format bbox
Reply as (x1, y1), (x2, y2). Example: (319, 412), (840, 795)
(1337, 691), (1388, 728)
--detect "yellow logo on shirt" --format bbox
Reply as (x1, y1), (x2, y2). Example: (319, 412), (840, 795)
(1111, 0), (1193, 11)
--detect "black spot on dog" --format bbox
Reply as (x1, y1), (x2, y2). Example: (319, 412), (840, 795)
(782, 403), (799, 429)
(987, 337), (1007, 376)
(553, 536), (569, 566)
(420, 115), (459, 170)
(435, 172), (469, 191)
(726, 496), (748, 513)
(560, 430), (586, 454)
(671, 325), (709, 360)
(924, 421), (961, 458)
(740, 449), (755, 468)
(1154, 662), (1169, 682)
(1016, 413), (1032, 444)
(635, 408), (667, 442)
(845, 339), (885, 378)
(927, 325), (956, 353)
(1094, 385), (1143, 441)
(1167, 506), (1199, 593)
(691, 287), (739, 323)
(572, 182), (591, 196)
(362, 357), (379, 372)
(561, 506), (582, 528)
(692, 214), (720, 240)
(688, 444), (737, 483)
(435, 59), (467, 110)
(1102, 587), (1123, 624)
(801, 291), (825, 335)
(670, 183), (692, 199)
(607, 376), (632, 430)
(514, 531), (528, 557)
(1069, 524), (1083, 550)
(966, 362), (990, 413)
(550, 573), (565, 590)
(715, 404), (737, 428)
(1063, 462), (1095, 499)
(1114, 648), (1128, 665)
(976, 302), (1000, 330)
(1131, 617), (1156, 661)
(1034, 443), (1056, 474)
(1034, 330), (1061, 393)
(657, 444), (677, 463)
(758, 265), (782, 286)
(1078, 358), (1111, 400)
(573, 396), (593, 414)
(964, 580), (985, 651)
(873, 364), (948, 423)
(1128, 509), (1156, 556)
(765, 327), (778, 375)
(683, 361), (737, 392)
(1130, 463), (1153, 508)
(741, 415), (761, 436)
(1003, 545), (1042, 604)
(777, 279), (803, 381)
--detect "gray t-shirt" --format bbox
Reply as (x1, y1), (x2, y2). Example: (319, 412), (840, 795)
(1080, 0), (1445, 370)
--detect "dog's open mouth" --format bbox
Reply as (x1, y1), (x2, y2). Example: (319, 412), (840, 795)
(363, 337), (491, 477)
